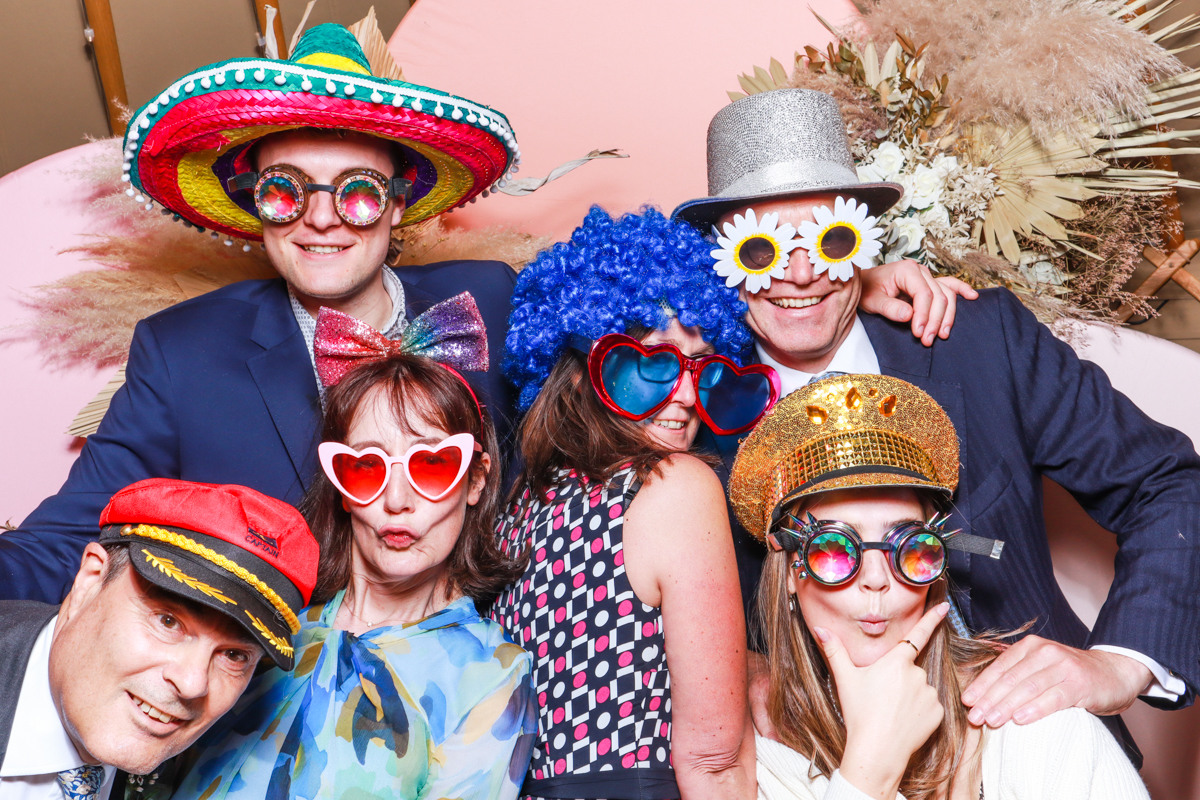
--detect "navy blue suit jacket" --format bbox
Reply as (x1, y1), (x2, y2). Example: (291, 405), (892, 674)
(0, 261), (518, 604)
(705, 288), (1200, 707)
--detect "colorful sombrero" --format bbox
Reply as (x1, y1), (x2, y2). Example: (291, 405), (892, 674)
(121, 23), (519, 241)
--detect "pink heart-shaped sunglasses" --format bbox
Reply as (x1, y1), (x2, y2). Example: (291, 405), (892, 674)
(318, 433), (482, 504)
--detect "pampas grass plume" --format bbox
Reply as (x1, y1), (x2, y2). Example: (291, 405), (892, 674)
(856, 0), (1183, 141)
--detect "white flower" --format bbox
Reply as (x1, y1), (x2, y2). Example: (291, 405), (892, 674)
(856, 163), (887, 185)
(870, 141), (906, 178)
(711, 208), (800, 294)
(796, 196), (885, 282)
(908, 164), (946, 210)
(893, 172), (915, 213)
(919, 203), (951, 230)
(931, 153), (959, 179)
(890, 214), (926, 255)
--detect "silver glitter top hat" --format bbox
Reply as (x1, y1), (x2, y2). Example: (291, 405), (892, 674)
(672, 89), (902, 228)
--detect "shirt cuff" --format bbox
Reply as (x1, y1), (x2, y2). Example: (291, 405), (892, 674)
(1090, 645), (1186, 701)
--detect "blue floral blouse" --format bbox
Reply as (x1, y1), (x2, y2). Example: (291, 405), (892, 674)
(170, 592), (537, 800)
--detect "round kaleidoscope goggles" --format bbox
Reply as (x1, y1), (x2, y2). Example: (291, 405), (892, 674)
(568, 333), (781, 436)
(711, 197), (885, 292)
(318, 433), (481, 505)
(227, 164), (414, 227)
(773, 511), (1005, 587)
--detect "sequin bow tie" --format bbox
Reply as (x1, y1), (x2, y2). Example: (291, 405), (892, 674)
(313, 291), (489, 387)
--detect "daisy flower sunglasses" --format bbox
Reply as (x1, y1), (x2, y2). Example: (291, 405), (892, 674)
(710, 196), (885, 292)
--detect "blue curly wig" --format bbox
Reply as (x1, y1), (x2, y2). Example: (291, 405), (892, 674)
(505, 206), (754, 411)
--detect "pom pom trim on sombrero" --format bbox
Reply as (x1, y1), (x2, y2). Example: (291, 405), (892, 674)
(121, 24), (519, 240)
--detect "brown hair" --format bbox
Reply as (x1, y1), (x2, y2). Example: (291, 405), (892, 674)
(301, 356), (522, 605)
(101, 542), (130, 587)
(758, 491), (1010, 800)
(507, 341), (675, 505)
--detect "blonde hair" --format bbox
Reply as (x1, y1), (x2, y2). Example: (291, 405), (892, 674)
(758, 493), (1010, 800)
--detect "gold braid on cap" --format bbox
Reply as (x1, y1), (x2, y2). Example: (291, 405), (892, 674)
(141, 549), (237, 606)
(729, 375), (959, 542)
(245, 610), (295, 658)
(121, 524), (301, 634)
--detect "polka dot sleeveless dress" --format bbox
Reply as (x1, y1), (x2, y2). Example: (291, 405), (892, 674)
(491, 466), (678, 800)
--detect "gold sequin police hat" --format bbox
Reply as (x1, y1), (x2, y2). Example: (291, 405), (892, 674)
(729, 374), (959, 542)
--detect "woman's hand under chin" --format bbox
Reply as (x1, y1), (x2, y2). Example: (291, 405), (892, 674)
(815, 602), (949, 800)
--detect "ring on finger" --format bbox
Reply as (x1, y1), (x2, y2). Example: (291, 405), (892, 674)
(901, 639), (920, 655)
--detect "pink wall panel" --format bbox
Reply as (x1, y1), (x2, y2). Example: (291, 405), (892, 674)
(0, 142), (122, 526)
(388, 0), (861, 242)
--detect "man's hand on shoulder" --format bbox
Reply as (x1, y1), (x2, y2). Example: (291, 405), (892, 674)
(858, 258), (978, 346)
(961, 636), (1153, 727)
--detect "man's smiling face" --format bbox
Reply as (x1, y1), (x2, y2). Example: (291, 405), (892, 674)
(49, 545), (262, 774)
(255, 129), (405, 312)
(719, 194), (862, 373)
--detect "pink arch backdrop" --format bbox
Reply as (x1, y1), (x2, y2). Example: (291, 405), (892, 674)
(0, 1), (1196, 795)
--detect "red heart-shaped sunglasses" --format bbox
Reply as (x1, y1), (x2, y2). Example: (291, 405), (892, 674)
(318, 433), (481, 504)
(570, 333), (781, 435)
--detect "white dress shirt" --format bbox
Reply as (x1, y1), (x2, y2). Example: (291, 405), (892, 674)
(0, 616), (116, 800)
(755, 315), (1184, 701)
(755, 314), (880, 398)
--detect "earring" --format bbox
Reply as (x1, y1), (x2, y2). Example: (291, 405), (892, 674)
(788, 596), (797, 614)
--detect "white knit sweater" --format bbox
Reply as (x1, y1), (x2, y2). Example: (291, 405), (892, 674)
(756, 708), (1149, 800)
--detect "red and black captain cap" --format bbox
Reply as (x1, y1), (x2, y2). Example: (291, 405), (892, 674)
(98, 478), (319, 670)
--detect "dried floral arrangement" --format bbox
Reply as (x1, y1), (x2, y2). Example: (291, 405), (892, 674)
(730, 0), (1200, 324)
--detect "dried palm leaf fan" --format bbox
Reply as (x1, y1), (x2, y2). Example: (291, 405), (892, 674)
(730, 0), (1200, 327)
(25, 5), (621, 437)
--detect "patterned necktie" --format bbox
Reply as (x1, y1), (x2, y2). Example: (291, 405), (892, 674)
(57, 765), (104, 800)
(806, 370), (849, 385)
